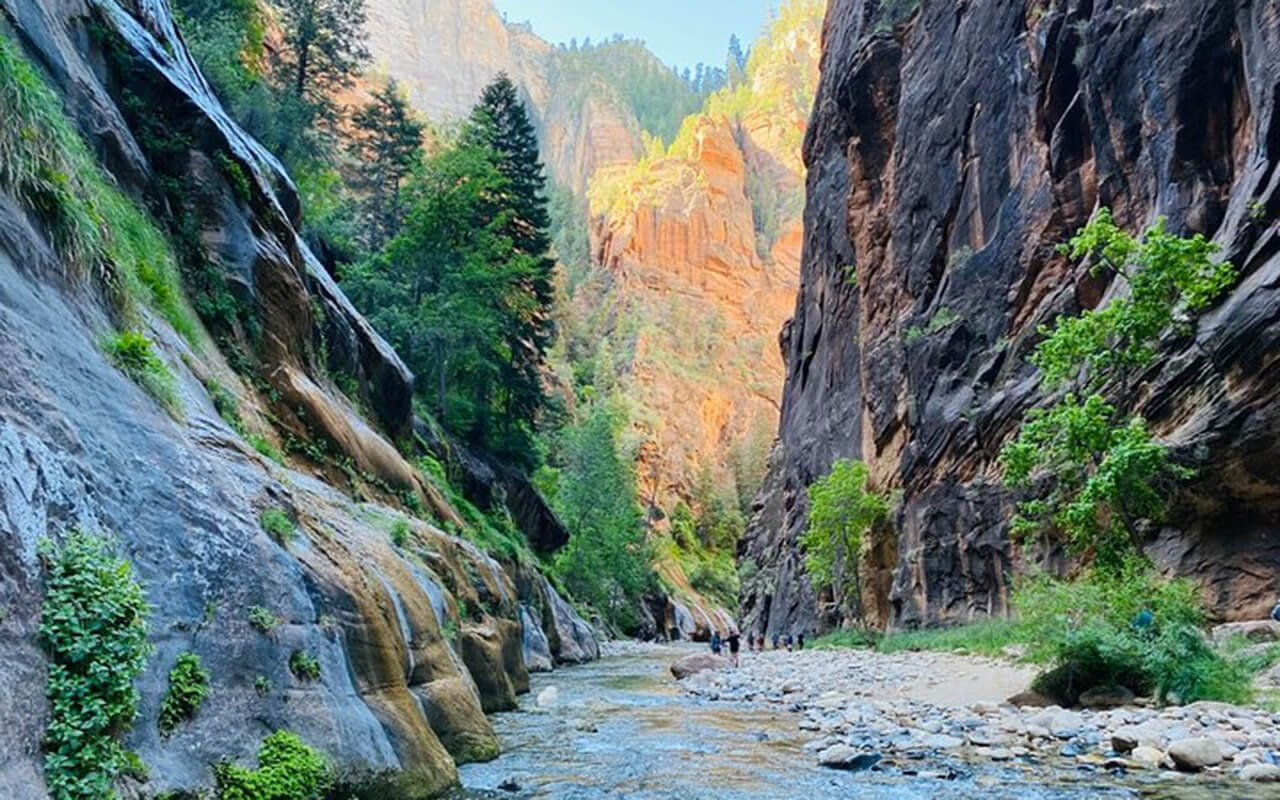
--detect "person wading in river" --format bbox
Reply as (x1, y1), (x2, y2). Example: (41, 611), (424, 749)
(726, 630), (741, 667)
(710, 631), (722, 655)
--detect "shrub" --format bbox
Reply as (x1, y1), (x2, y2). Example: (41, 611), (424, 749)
(289, 649), (321, 681)
(205, 379), (244, 432)
(246, 433), (284, 464)
(259, 508), (296, 543)
(39, 531), (152, 800)
(213, 730), (332, 800)
(254, 675), (273, 696)
(158, 651), (210, 735)
(390, 519), (411, 548)
(103, 330), (182, 416)
(1014, 561), (1248, 705)
(247, 605), (280, 634)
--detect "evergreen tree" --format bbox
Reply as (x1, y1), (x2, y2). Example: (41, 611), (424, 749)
(467, 74), (555, 435)
(273, 0), (370, 118)
(348, 78), (426, 249)
(727, 34), (747, 87)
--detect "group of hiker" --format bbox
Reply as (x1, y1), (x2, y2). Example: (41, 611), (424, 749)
(709, 629), (804, 666)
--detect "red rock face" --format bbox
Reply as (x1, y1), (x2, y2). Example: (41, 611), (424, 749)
(742, 0), (1280, 636)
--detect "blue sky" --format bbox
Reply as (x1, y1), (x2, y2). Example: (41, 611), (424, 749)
(494, 0), (774, 70)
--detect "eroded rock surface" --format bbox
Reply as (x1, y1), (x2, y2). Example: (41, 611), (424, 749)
(743, 0), (1280, 633)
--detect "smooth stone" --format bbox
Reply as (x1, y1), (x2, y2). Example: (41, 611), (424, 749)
(1167, 738), (1223, 771)
(535, 686), (559, 708)
(1241, 763), (1280, 783)
(1131, 746), (1166, 766)
(818, 744), (881, 771)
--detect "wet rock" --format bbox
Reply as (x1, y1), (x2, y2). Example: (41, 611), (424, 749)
(1241, 763), (1280, 783)
(670, 653), (731, 680)
(1211, 621), (1280, 646)
(498, 776), (521, 792)
(1167, 738), (1224, 772)
(1130, 746), (1166, 767)
(817, 745), (880, 771)
(535, 686), (559, 709)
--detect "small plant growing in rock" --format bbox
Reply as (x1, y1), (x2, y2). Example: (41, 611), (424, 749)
(158, 651), (210, 735)
(289, 649), (321, 681)
(247, 605), (280, 634)
(103, 330), (182, 415)
(246, 433), (284, 465)
(390, 519), (411, 548)
(39, 531), (152, 800)
(259, 508), (296, 543)
(204, 378), (244, 433)
(254, 675), (273, 696)
(213, 730), (332, 800)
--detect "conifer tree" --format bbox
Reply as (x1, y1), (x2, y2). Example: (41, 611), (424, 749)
(467, 73), (555, 433)
(274, 0), (370, 120)
(349, 78), (425, 249)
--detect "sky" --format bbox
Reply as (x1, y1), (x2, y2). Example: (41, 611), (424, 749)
(493, 0), (774, 71)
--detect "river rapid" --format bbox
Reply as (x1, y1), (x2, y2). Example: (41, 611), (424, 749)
(445, 644), (1241, 800)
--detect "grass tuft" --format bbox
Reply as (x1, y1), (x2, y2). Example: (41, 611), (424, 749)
(103, 330), (182, 416)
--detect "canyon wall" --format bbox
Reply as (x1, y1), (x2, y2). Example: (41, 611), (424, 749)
(741, 0), (1280, 636)
(0, 1), (595, 796)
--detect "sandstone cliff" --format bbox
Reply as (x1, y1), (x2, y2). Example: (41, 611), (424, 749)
(0, 1), (595, 796)
(586, 0), (823, 512)
(742, 0), (1280, 636)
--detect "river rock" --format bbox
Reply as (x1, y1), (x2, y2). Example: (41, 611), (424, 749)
(1211, 620), (1280, 646)
(535, 686), (560, 709)
(1130, 746), (1166, 766)
(670, 653), (731, 680)
(818, 744), (881, 771)
(1168, 738), (1224, 771)
(1079, 685), (1135, 709)
(1241, 763), (1280, 783)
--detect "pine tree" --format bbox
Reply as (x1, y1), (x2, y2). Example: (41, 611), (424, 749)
(273, 0), (370, 120)
(467, 73), (555, 437)
(349, 78), (425, 249)
(727, 34), (747, 88)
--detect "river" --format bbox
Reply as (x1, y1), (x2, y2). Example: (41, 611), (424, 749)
(445, 644), (1227, 800)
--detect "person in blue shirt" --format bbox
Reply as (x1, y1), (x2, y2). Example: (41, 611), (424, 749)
(710, 631), (722, 654)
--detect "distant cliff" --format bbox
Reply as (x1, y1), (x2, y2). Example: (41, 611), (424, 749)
(741, 0), (1280, 636)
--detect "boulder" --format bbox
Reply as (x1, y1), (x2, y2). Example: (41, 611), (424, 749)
(817, 745), (881, 771)
(1167, 738), (1224, 771)
(519, 604), (554, 673)
(1211, 620), (1280, 646)
(1130, 746), (1166, 766)
(460, 625), (520, 713)
(1079, 685), (1135, 709)
(1241, 764), (1280, 783)
(670, 653), (731, 680)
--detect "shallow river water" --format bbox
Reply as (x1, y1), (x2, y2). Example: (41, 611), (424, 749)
(446, 645), (1245, 800)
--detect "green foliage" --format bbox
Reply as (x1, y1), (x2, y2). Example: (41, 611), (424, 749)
(344, 91), (555, 466)
(1015, 561), (1249, 705)
(158, 651), (210, 735)
(39, 532), (152, 800)
(289, 649), (321, 682)
(800, 460), (889, 625)
(214, 151), (252, 203)
(254, 675), (273, 696)
(874, 619), (1025, 657)
(205, 379), (245, 432)
(1001, 209), (1237, 563)
(904, 307), (961, 345)
(247, 605), (280, 634)
(213, 730), (332, 800)
(103, 331), (182, 417)
(549, 402), (654, 631)
(259, 508), (297, 543)
(247, 434), (284, 465)
(389, 519), (411, 548)
(0, 32), (197, 341)
(348, 78), (425, 250)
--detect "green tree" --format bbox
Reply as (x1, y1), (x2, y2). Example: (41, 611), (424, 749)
(800, 459), (889, 627)
(273, 0), (370, 111)
(551, 403), (653, 630)
(467, 74), (556, 432)
(1001, 209), (1237, 566)
(348, 78), (425, 249)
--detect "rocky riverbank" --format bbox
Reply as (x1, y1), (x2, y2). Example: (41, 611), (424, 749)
(677, 647), (1280, 789)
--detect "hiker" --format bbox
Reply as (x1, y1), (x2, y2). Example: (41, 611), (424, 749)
(797, 632), (805, 650)
(757, 633), (765, 651)
(784, 633), (794, 651)
(710, 631), (722, 654)
(1271, 601), (1280, 623)
(771, 633), (780, 650)
(727, 630), (742, 667)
